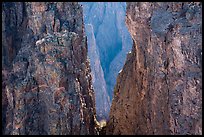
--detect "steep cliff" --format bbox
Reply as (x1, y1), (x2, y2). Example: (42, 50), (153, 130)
(85, 24), (111, 121)
(2, 2), (27, 70)
(81, 2), (132, 102)
(2, 2), (27, 134)
(107, 2), (202, 135)
(2, 2), (97, 135)
(2, 69), (9, 134)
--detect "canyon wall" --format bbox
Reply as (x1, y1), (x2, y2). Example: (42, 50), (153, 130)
(107, 2), (202, 135)
(85, 24), (111, 121)
(2, 2), (97, 135)
(81, 2), (132, 119)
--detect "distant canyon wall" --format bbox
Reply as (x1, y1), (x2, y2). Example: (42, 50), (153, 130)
(81, 2), (132, 120)
(85, 24), (111, 121)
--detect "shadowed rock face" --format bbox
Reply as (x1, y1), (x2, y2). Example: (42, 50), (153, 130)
(107, 2), (202, 135)
(2, 2), (97, 135)
(2, 2), (27, 70)
(2, 2), (27, 134)
(2, 70), (9, 134)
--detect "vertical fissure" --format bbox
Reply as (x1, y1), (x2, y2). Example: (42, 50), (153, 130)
(81, 2), (132, 122)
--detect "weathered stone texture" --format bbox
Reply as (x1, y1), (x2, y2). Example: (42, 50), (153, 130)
(2, 2), (97, 135)
(107, 2), (202, 135)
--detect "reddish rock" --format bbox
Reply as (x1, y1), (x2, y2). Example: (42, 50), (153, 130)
(106, 2), (202, 135)
(2, 2), (97, 135)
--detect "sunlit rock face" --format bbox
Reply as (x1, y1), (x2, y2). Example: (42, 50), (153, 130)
(106, 2), (202, 135)
(2, 2), (97, 135)
(81, 2), (133, 113)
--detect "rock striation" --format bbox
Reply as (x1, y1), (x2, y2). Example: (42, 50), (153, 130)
(107, 2), (202, 135)
(2, 2), (97, 135)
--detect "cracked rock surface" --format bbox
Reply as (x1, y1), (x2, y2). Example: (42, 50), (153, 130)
(106, 2), (202, 135)
(2, 2), (97, 135)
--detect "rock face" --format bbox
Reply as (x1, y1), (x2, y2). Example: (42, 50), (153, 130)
(2, 2), (27, 134)
(85, 24), (111, 121)
(2, 70), (9, 134)
(107, 2), (202, 135)
(2, 2), (97, 135)
(2, 2), (27, 70)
